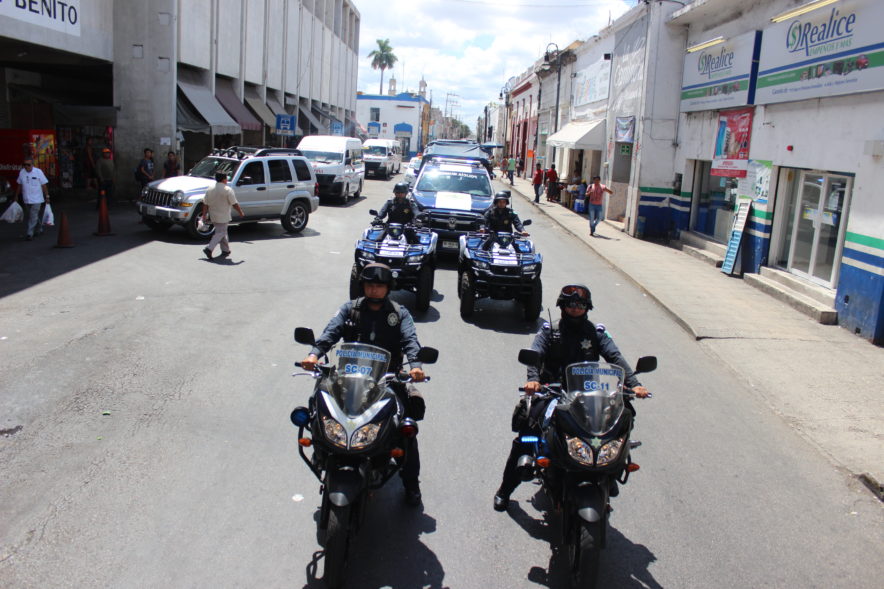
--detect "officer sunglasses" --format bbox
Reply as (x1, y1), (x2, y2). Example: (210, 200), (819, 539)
(563, 300), (589, 310)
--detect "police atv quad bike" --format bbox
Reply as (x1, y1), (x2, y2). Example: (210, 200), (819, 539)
(349, 209), (438, 312)
(457, 223), (543, 320)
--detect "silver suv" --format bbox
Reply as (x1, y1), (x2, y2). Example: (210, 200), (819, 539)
(136, 147), (319, 239)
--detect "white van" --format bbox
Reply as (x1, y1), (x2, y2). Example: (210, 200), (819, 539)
(296, 135), (364, 202)
(362, 138), (402, 180)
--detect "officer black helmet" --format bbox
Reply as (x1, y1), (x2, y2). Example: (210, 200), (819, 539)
(393, 182), (409, 195)
(493, 191), (510, 205)
(359, 262), (395, 289)
(556, 284), (593, 311)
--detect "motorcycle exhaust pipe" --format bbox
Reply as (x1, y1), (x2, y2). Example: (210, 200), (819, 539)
(516, 455), (535, 481)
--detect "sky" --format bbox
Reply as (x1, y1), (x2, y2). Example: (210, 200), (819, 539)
(354, 0), (634, 130)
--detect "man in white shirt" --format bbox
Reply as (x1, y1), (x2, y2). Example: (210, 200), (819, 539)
(201, 172), (244, 260)
(15, 158), (50, 241)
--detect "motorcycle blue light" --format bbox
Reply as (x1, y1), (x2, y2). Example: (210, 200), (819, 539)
(290, 407), (310, 427)
(520, 435), (539, 443)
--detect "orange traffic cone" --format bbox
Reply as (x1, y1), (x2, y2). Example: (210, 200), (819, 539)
(53, 212), (75, 248)
(94, 194), (114, 236)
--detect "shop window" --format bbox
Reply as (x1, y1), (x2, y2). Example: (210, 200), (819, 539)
(691, 160), (737, 243)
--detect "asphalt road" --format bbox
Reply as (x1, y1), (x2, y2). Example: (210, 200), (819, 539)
(0, 176), (881, 588)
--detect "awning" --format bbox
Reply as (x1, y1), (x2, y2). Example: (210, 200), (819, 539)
(299, 106), (328, 134)
(243, 86), (277, 128)
(177, 69), (240, 135)
(315, 106), (341, 123)
(215, 77), (262, 131)
(546, 119), (606, 150)
(177, 90), (210, 134)
(9, 84), (117, 127)
(267, 93), (302, 135)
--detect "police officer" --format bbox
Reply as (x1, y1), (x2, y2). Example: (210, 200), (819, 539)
(493, 283), (651, 511)
(483, 191), (526, 234)
(301, 263), (428, 506)
(378, 182), (420, 224)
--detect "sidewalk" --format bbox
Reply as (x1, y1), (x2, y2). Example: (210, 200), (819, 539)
(504, 175), (884, 498)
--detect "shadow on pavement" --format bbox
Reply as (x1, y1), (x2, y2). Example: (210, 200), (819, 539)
(507, 488), (661, 588)
(302, 484), (448, 589)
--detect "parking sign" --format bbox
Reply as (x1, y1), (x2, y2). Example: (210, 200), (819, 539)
(275, 114), (297, 136)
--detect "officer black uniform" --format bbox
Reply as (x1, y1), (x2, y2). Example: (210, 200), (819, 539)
(306, 263), (427, 505)
(483, 191), (524, 233)
(493, 284), (646, 511)
(378, 182), (420, 225)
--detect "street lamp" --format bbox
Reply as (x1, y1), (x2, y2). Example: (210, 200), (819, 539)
(544, 42), (563, 164)
(499, 78), (515, 158)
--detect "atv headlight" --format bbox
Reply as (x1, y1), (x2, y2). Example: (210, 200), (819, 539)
(596, 437), (625, 466)
(350, 423), (381, 449)
(523, 264), (537, 273)
(360, 252), (376, 261)
(566, 435), (594, 466)
(407, 255), (423, 264)
(321, 416), (347, 448)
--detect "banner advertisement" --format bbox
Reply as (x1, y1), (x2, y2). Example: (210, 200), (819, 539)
(573, 59), (611, 107)
(737, 159), (772, 204)
(680, 31), (761, 112)
(614, 116), (635, 143)
(756, 0), (884, 104)
(712, 107), (754, 177)
(0, 0), (81, 36)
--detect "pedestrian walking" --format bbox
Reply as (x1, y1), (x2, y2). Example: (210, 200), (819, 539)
(135, 148), (155, 191)
(163, 151), (181, 178)
(587, 175), (613, 236)
(201, 172), (245, 260)
(95, 148), (115, 208)
(506, 155), (516, 186)
(532, 163), (544, 203)
(14, 158), (50, 241)
(517, 157), (525, 178)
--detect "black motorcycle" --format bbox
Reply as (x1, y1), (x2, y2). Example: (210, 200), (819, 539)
(290, 328), (438, 589)
(515, 349), (656, 589)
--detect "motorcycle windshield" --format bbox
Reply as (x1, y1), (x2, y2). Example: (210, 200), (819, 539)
(563, 362), (626, 436)
(330, 344), (391, 417)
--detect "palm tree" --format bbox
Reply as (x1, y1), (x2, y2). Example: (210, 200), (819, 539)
(368, 39), (398, 95)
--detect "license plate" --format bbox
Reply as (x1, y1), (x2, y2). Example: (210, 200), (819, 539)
(442, 241), (458, 249)
(145, 205), (155, 215)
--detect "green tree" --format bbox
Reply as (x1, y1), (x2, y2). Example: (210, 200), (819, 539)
(368, 39), (398, 95)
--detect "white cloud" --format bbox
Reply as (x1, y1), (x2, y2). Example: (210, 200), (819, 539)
(355, 0), (633, 129)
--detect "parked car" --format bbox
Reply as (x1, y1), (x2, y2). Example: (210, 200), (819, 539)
(403, 157), (421, 185)
(410, 155), (494, 255)
(296, 135), (364, 202)
(136, 147), (319, 239)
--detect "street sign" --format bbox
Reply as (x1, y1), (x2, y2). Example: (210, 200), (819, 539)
(330, 121), (343, 136)
(275, 114), (297, 136)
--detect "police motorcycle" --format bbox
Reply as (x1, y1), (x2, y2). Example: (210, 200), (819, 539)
(515, 349), (657, 589)
(457, 221), (542, 320)
(291, 328), (438, 589)
(350, 210), (438, 312)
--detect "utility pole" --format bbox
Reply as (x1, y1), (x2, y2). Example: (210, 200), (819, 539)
(444, 92), (459, 139)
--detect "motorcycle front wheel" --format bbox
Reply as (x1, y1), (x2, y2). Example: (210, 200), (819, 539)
(569, 519), (602, 589)
(323, 504), (352, 589)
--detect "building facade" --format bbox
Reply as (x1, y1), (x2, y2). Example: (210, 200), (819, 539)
(0, 0), (360, 188)
(356, 82), (431, 157)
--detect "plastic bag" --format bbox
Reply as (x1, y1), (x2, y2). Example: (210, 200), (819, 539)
(1, 201), (24, 223)
(196, 216), (210, 232)
(42, 203), (54, 226)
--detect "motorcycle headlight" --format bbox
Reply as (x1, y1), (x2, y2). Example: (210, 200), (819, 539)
(596, 437), (625, 466)
(321, 416), (347, 448)
(523, 264), (536, 273)
(566, 435), (594, 466)
(350, 423), (381, 449)
(407, 255), (422, 263)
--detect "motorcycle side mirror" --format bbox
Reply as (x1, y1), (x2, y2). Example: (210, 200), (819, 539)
(522, 219), (532, 226)
(369, 209), (379, 216)
(417, 347), (439, 364)
(518, 349), (540, 366)
(294, 327), (316, 345)
(633, 356), (657, 374)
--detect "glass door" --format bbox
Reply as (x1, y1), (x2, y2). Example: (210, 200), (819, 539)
(787, 171), (851, 287)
